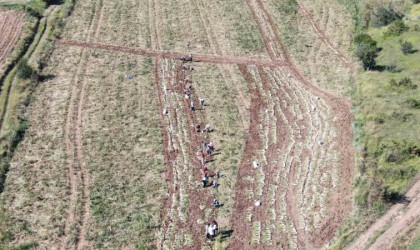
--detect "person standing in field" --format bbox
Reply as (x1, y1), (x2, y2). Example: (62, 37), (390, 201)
(199, 97), (205, 109)
(191, 100), (195, 111)
(200, 150), (205, 165)
(202, 173), (208, 188)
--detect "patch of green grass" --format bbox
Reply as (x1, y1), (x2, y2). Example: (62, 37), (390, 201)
(235, 23), (264, 52)
(410, 234), (420, 250)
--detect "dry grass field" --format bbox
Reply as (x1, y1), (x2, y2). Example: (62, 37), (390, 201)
(3, 0), (417, 249)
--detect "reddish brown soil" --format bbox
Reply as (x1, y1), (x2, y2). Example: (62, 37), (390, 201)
(237, 0), (355, 248)
(229, 65), (265, 249)
(56, 39), (288, 67)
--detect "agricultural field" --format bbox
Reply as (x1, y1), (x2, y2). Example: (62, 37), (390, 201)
(0, 0), (418, 249)
(0, 7), (25, 76)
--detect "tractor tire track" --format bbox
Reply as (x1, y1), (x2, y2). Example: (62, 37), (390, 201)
(230, 65), (266, 249)
(296, 0), (352, 67)
(150, 0), (209, 248)
(62, 0), (103, 248)
(192, 0), (249, 129)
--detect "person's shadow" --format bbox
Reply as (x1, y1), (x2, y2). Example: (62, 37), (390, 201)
(220, 229), (234, 239)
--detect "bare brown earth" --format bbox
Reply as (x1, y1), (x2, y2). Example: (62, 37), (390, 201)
(0, 8), (25, 73)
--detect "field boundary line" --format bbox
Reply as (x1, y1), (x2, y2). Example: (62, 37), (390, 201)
(55, 39), (289, 67)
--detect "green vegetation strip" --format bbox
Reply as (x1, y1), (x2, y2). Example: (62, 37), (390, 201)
(333, 2), (420, 249)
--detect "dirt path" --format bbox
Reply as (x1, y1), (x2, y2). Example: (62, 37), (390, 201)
(348, 179), (420, 250)
(61, 1), (103, 248)
(296, 0), (353, 67)
(0, 9), (25, 70)
(56, 39), (288, 67)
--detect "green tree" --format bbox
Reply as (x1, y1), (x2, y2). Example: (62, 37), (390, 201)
(16, 59), (34, 79)
(372, 6), (403, 27)
(354, 34), (379, 69)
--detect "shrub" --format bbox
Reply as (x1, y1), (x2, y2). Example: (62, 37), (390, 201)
(355, 43), (378, 69)
(24, 0), (47, 17)
(390, 77), (417, 89)
(405, 98), (420, 109)
(353, 33), (379, 69)
(385, 20), (408, 36)
(400, 41), (415, 55)
(16, 59), (34, 79)
(353, 33), (377, 47)
(372, 6), (403, 27)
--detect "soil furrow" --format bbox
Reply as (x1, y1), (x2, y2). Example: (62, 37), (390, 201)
(230, 65), (266, 249)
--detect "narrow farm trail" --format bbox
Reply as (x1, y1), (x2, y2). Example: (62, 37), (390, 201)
(348, 179), (420, 250)
(246, 0), (285, 61)
(62, 0), (103, 248)
(295, 0), (353, 67)
(56, 39), (287, 67)
(0, 9), (25, 70)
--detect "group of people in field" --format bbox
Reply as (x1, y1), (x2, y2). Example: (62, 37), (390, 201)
(180, 54), (221, 241)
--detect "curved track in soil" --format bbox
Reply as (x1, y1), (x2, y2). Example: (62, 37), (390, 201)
(227, 0), (354, 248)
(61, 1), (103, 248)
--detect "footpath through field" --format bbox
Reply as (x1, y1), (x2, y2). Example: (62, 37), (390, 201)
(56, 39), (288, 67)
